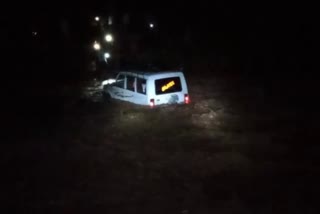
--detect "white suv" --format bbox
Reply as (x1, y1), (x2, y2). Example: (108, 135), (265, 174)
(102, 71), (190, 107)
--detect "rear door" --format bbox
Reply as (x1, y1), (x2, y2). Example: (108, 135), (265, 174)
(154, 76), (184, 105)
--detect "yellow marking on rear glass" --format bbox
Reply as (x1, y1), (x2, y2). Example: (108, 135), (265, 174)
(161, 81), (175, 92)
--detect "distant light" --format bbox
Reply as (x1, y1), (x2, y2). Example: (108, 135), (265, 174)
(149, 23), (154, 28)
(108, 16), (113, 25)
(103, 52), (111, 63)
(95, 16), (100, 21)
(93, 42), (101, 50)
(105, 34), (113, 42)
(104, 52), (111, 59)
(32, 31), (38, 36)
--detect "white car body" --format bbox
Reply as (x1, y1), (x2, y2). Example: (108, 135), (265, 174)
(102, 71), (190, 106)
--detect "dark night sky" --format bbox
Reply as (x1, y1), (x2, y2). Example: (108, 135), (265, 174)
(4, 1), (314, 41)
(3, 0), (316, 81)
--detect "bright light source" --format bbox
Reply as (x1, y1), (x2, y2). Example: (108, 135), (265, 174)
(102, 78), (116, 86)
(149, 23), (154, 28)
(104, 52), (111, 59)
(93, 42), (101, 50)
(103, 52), (111, 63)
(32, 31), (38, 36)
(105, 34), (113, 42)
(95, 16), (100, 21)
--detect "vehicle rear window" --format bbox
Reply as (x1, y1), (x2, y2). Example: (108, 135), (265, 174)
(155, 77), (182, 95)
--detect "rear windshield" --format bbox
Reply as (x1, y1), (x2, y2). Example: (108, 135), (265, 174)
(155, 77), (182, 95)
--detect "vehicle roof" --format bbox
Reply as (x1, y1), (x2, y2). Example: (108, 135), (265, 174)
(118, 71), (184, 79)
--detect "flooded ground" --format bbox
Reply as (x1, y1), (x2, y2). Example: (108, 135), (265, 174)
(2, 70), (319, 213)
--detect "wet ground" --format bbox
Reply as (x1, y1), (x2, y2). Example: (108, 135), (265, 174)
(2, 71), (319, 213)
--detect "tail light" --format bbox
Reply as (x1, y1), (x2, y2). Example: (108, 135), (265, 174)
(184, 94), (190, 104)
(150, 98), (155, 107)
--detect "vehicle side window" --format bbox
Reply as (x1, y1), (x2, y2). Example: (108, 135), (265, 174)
(137, 78), (146, 94)
(126, 76), (135, 92)
(114, 74), (125, 88)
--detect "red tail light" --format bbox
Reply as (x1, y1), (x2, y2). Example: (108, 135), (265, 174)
(150, 98), (155, 107)
(184, 94), (190, 104)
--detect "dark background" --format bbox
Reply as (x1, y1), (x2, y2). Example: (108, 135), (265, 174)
(2, 0), (317, 128)
(4, 1), (315, 79)
(2, 0), (317, 131)
(4, 1), (316, 109)
(1, 1), (319, 213)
